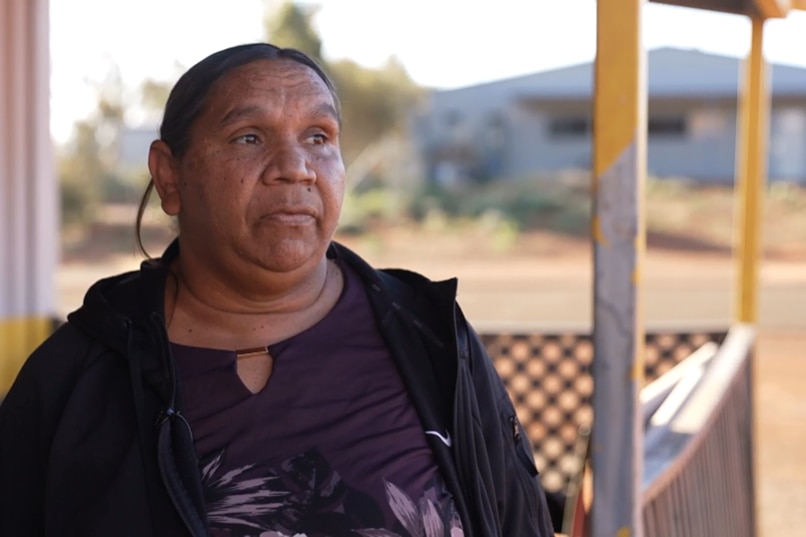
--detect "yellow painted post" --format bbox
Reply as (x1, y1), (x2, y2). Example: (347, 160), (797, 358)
(733, 17), (768, 324)
(0, 320), (54, 390)
(733, 17), (768, 537)
(592, 0), (647, 536)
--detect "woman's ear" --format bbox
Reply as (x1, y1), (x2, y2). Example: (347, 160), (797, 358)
(148, 140), (181, 216)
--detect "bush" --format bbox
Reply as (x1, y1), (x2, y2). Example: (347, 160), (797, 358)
(409, 175), (591, 234)
(340, 187), (409, 235)
(61, 177), (98, 226)
(340, 172), (594, 238)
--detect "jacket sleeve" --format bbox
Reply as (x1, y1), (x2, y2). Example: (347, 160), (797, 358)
(0, 325), (89, 536)
(460, 311), (557, 536)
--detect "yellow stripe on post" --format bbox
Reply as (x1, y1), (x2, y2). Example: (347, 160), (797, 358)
(593, 2), (642, 178)
(734, 17), (769, 324)
(0, 316), (52, 395)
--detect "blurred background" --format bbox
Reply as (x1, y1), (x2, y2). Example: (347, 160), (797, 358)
(13, 0), (806, 534)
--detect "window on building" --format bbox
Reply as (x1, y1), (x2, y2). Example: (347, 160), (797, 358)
(549, 117), (591, 138)
(648, 116), (687, 137)
(548, 115), (688, 139)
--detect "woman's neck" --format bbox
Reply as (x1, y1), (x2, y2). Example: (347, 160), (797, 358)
(164, 256), (343, 350)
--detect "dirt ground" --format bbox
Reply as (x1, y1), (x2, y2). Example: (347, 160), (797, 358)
(56, 212), (805, 536)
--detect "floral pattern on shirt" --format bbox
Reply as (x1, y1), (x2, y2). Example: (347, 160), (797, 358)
(199, 448), (463, 537)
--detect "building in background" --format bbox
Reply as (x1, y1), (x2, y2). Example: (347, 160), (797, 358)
(412, 47), (806, 185)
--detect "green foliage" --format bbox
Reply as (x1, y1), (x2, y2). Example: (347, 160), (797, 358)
(102, 170), (149, 204)
(140, 78), (173, 114)
(338, 173), (593, 243)
(408, 176), (591, 235)
(768, 181), (806, 209)
(474, 210), (520, 253)
(60, 175), (98, 226)
(645, 175), (696, 196)
(329, 57), (422, 162)
(340, 187), (402, 235)
(265, 2), (324, 64)
(58, 121), (105, 224)
(263, 1), (423, 164)
(58, 67), (133, 226)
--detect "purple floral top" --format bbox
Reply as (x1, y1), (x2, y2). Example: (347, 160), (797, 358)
(172, 259), (464, 537)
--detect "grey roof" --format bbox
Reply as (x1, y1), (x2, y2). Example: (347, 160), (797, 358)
(646, 47), (806, 97)
(436, 47), (806, 101)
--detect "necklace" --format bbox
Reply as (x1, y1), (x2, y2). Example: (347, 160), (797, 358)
(235, 346), (270, 358)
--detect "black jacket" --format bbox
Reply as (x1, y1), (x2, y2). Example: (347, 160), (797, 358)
(0, 241), (554, 537)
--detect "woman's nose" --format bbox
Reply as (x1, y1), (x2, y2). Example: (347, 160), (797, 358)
(261, 143), (316, 185)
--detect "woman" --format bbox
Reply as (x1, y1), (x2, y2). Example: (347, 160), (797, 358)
(0, 43), (554, 537)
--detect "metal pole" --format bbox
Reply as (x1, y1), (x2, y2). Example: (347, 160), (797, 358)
(734, 17), (768, 324)
(592, 0), (647, 535)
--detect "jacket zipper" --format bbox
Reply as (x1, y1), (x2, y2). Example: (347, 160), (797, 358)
(509, 414), (539, 477)
(150, 314), (209, 537)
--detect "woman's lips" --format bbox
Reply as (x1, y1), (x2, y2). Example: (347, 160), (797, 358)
(260, 207), (317, 225)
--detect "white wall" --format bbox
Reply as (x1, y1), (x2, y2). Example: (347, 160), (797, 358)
(0, 0), (55, 319)
(0, 0), (56, 391)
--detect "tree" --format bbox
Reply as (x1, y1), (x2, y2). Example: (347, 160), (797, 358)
(329, 56), (422, 163)
(262, 1), (424, 166)
(58, 120), (106, 225)
(58, 65), (129, 224)
(140, 78), (173, 117)
(264, 1), (324, 65)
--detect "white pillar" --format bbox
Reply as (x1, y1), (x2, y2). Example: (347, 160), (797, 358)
(0, 0), (56, 394)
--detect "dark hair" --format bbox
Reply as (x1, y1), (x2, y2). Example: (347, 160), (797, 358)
(135, 43), (340, 257)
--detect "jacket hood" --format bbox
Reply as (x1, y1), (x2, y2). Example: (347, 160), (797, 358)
(66, 242), (177, 355)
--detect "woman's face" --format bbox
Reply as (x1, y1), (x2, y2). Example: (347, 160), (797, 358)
(153, 59), (345, 277)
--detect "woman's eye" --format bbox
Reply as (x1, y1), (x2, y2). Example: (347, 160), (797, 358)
(234, 133), (260, 145)
(309, 133), (328, 145)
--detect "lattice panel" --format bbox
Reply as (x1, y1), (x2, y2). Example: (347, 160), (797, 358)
(480, 329), (727, 493)
(644, 331), (723, 381)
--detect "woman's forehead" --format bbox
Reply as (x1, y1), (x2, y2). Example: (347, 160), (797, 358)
(212, 59), (331, 100)
(196, 59), (335, 124)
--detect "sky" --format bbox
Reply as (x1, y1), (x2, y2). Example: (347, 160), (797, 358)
(49, 0), (806, 143)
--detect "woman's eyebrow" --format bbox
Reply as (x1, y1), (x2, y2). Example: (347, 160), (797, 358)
(310, 102), (340, 124)
(219, 105), (263, 127)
